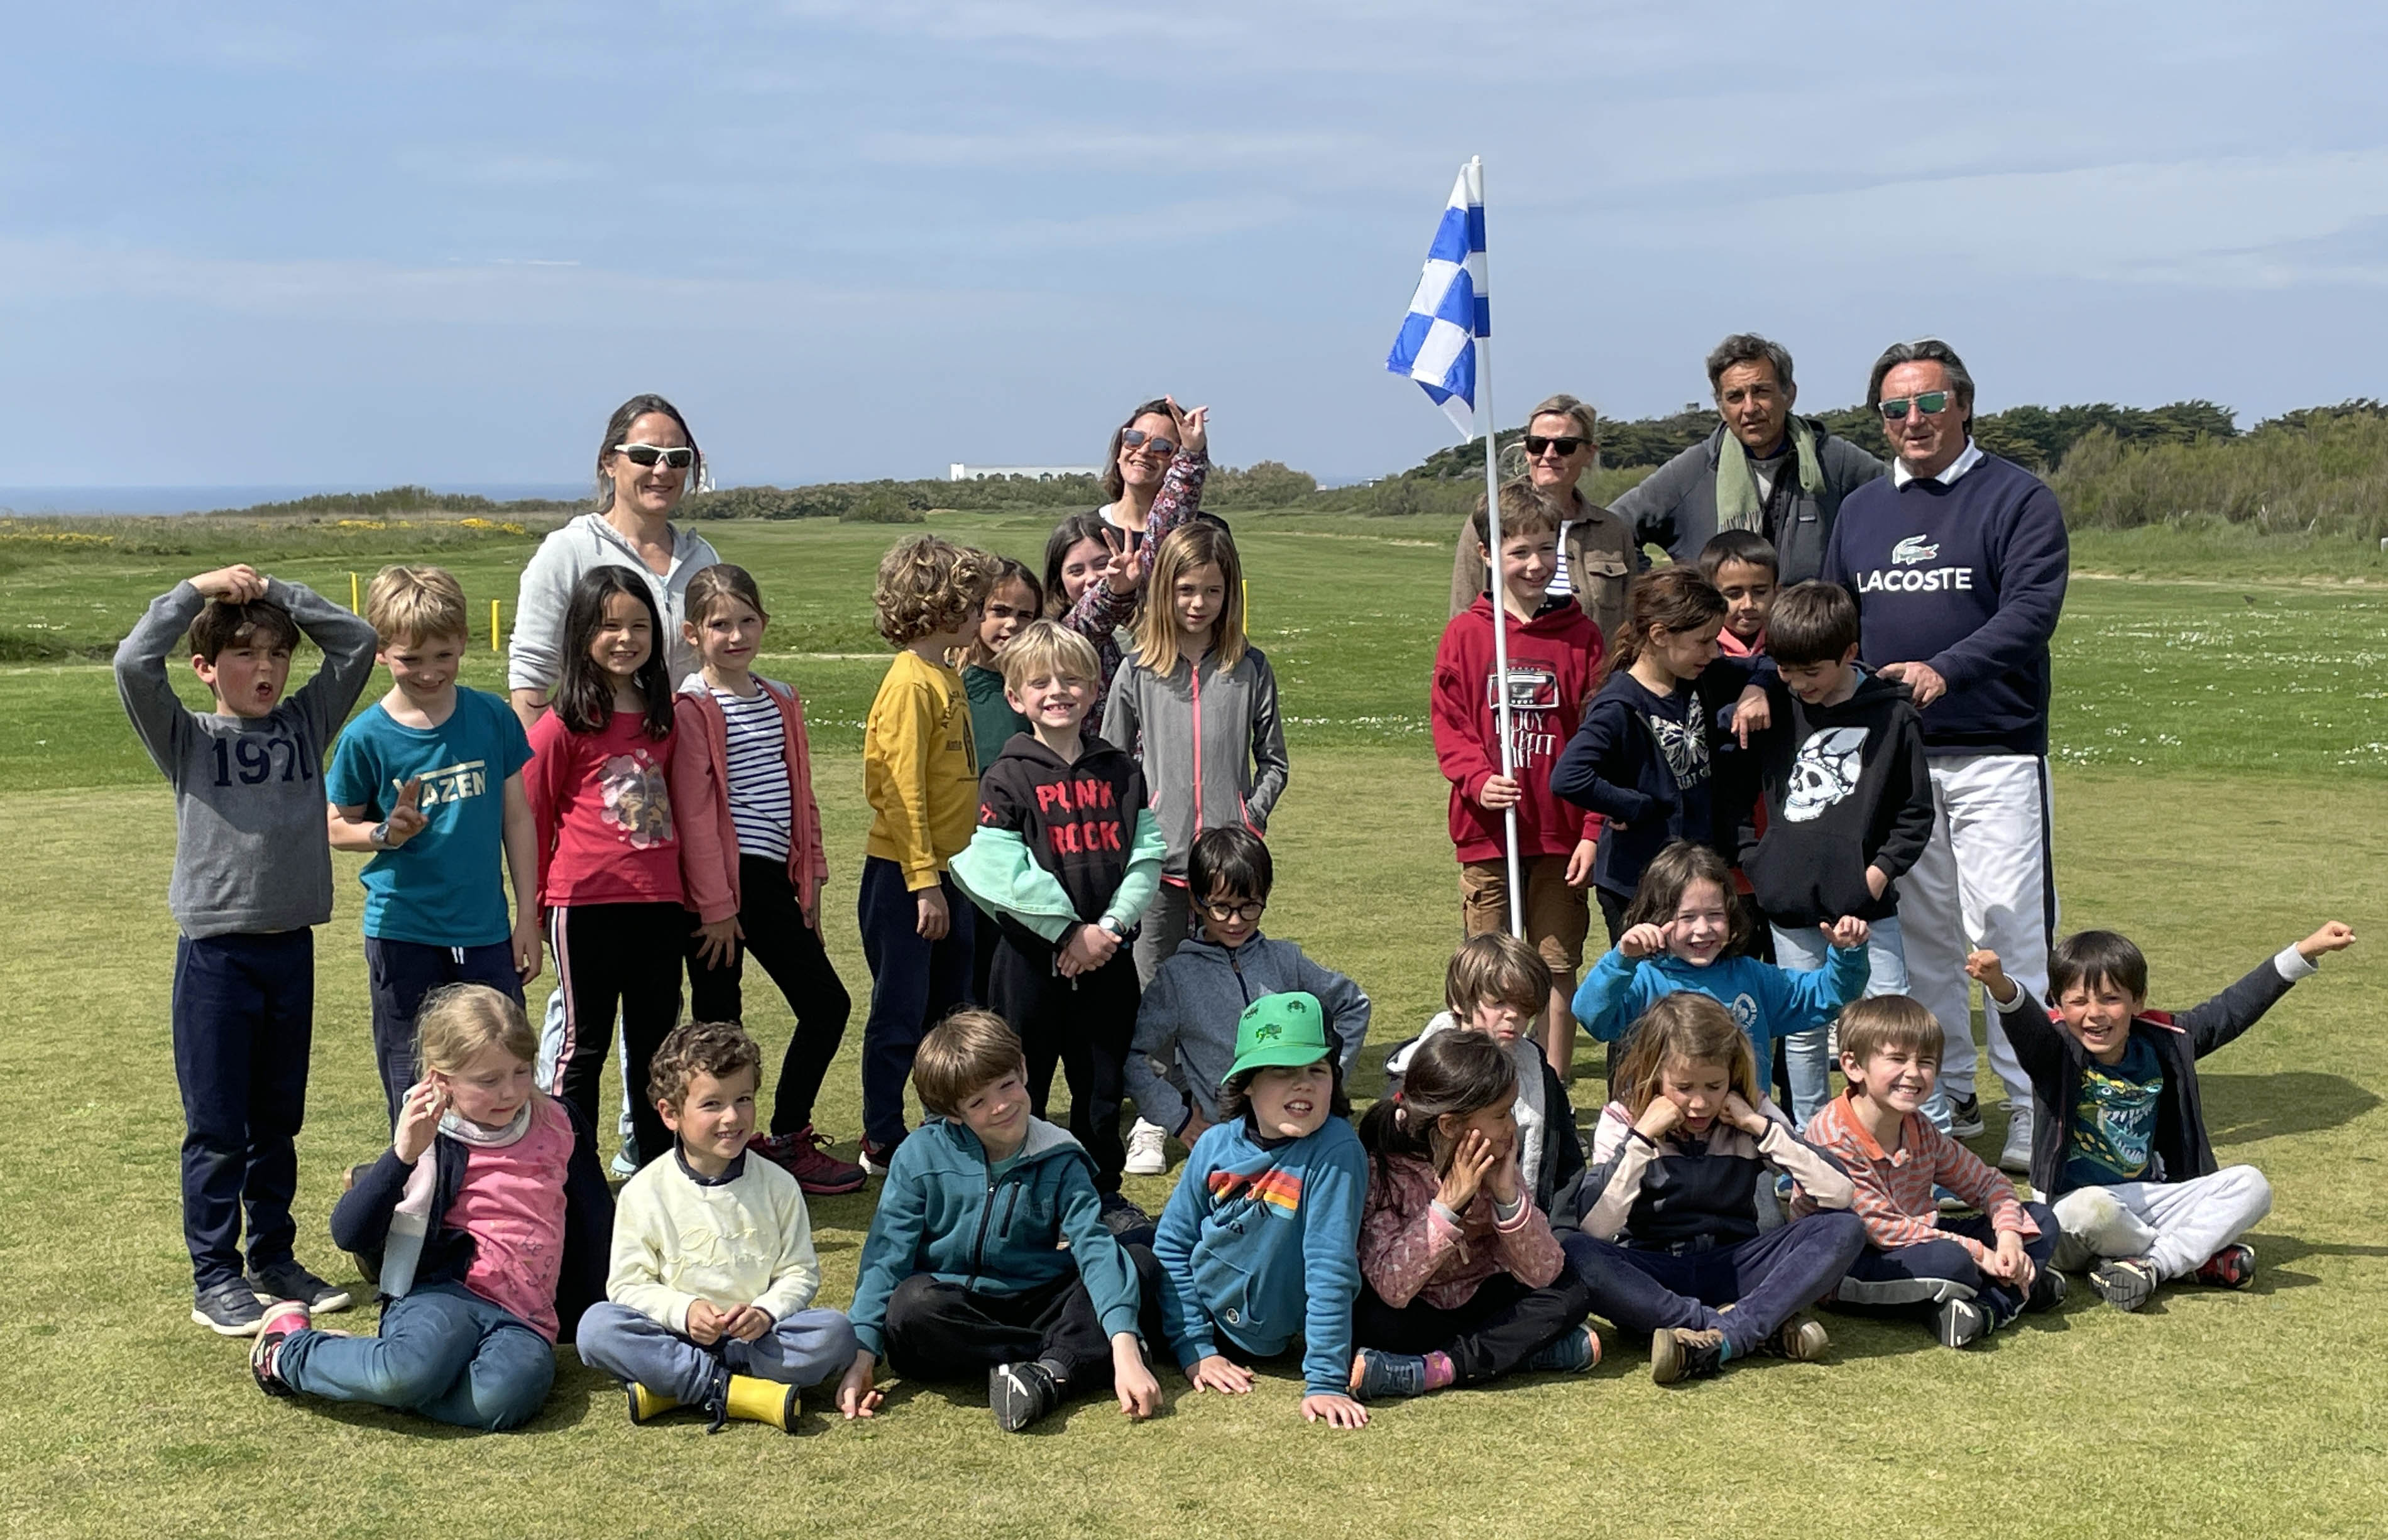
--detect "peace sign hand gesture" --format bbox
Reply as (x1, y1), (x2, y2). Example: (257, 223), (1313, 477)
(1102, 526), (1149, 597)
(1164, 398), (1209, 457)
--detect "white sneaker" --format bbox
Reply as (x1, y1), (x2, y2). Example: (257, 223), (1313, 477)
(1124, 1118), (1168, 1176)
(1998, 1104), (2034, 1175)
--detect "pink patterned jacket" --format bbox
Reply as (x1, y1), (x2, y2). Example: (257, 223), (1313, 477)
(1359, 1150), (1565, 1311)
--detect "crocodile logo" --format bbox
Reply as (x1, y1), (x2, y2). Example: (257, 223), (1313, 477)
(1891, 535), (1939, 566)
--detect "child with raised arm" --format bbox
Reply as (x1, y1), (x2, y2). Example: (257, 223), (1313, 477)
(1574, 841), (1870, 1078)
(1383, 934), (1584, 1215)
(248, 985), (613, 1429)
(1971, 920), (2356, 1310)
(1558, 993), (1865, 1384)
(1347, 1030), (1599, 1401)
(1103, 521), (1289, 981)
(950, 620), (1167, 1235)
(1432, 483), (1606, 1077)
(669, 564), (863, 1196)
(837, 1010), (1163, 1434)
(1795, 996), (2062, 1348)
(327, 565), (541, 1127)
(576, 1020), (858, 1433)
(857, 536), (1001, 1172)
(1734, 581), (1936, 1126)
(115, 563), (377, 1333)
(1122, 827), (1371, 1169)
(1152, 993), (1370, 1428)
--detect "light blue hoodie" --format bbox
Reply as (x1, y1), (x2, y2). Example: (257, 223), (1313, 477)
(1573, 944), (1868, 1071)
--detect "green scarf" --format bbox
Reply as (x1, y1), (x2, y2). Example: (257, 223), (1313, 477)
(1715, 417), (1824, 534)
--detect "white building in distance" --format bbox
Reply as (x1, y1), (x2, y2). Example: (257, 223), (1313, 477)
(948, 464), (1100, 482)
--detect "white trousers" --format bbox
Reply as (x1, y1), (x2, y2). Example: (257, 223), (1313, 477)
(1900, 752), (2054, 1106)
(2050, 1166), (2272, 1281)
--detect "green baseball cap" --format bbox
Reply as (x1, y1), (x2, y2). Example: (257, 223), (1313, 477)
(1228, 991), (1334, 1079)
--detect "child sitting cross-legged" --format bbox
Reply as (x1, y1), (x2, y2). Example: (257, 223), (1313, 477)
(837, 1009), (1164, 1433)
(1971, 920), (2356, 1311)
(1152, 992), (1371, 1429)
(1558, 993), (1866, 1385)
(1794, 996), (2062, 1349)
(1383, 934), (1585, 1215)
(1347, 1030), (1599, 1401)
(575, 1020), (859, 1433)
(248, 985), (613, 1430)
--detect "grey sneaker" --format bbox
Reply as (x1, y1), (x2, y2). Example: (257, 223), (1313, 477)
(246, 1260), (352, 1314)
(1947, 1093), (1985, 1138)
(1936, 1297), (1991, 1349)
(1650, 1327), (1727, 1385)
(989, 1360), (1061, 1433)
(2090, 1257), (2159, 1313)
(1763, 1314), (1831, 1362)
(1998, 1105), (2035, 1175)
(193, 1279), (266, 1336)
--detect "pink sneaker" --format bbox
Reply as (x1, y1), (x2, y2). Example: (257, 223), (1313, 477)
(751, 1126), (868, 1196)
(250, 1301), (310, 1397)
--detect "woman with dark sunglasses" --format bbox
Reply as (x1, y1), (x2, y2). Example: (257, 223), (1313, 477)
(1449, 393), (1636, 645)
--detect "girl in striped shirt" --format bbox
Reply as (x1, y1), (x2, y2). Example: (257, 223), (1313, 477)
(669, 565), (864, 1197)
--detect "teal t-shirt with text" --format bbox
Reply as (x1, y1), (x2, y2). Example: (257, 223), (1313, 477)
(324, 687), (534, 947)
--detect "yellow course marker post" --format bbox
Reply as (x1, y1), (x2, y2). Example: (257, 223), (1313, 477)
(350, 572), (361, 613)
(491, 599), (501, 653)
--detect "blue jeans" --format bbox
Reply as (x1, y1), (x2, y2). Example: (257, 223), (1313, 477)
(857, 857), (974, 1150)
(363, 937), (523, 1127)
(1562, 1211), (1868, 1360)
(172, 930), (314, 1289)
(575, 1301), (858, 1402)
(277, 1281), (555, 1431)
(1770, 917), (1941, 1130)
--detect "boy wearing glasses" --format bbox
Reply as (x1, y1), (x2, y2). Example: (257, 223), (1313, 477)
(1122, 828), (1370, 1169)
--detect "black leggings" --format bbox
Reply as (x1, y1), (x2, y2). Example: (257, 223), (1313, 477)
(1352, 1271), (1595, 1384)
(686, 856), (853, 1135)
(549, 902), (683, 1169)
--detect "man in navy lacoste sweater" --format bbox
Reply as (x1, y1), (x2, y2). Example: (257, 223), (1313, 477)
(1821, 339), (2068, 1171)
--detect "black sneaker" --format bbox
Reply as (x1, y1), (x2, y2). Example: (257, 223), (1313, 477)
(1936, 1297), (1991, 1349)
(1347, 1348), (1430, 1401)
(2090, 1257), (2158, 1313)
(1947, 1093), (1985, 1138)
(247, 1260), (352, 1314)
(193, 1279), (266, 1336)
(1097, 1191), (1155, 1243)
(1650, 1327), (1727, 1385)
(989, 1360), (1061, 1433)
(2027, 1265), (2069, 1314)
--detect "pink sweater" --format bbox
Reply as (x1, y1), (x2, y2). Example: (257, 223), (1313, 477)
(449, 1097), (575, 1341)
(1358, 1151), (1565, 1311)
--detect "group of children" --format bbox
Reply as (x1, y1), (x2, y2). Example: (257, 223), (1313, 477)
(117, 457), (2353, 1434)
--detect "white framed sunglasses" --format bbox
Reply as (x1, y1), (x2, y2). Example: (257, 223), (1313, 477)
(615, 442), (696, 469)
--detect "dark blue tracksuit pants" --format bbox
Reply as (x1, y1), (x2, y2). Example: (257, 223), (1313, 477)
(173, 930), (315, 1290)
(363, 936), (523, 1127)
(1562, 1210), (1867, 1360)
(1833, 1203), (2061, 1324)
(857, 856), (973, 1152)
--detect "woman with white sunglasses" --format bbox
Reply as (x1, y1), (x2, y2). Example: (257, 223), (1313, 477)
(508, 393), (723, 733)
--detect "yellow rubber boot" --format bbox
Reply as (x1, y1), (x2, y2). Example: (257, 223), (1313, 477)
(625, 1382), (680, 1425)
(723, 1374), (800, 1434)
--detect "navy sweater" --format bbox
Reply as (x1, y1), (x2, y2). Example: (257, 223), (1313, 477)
(1551, 658), (1752, 900)
(1820, 451), (2069, 756)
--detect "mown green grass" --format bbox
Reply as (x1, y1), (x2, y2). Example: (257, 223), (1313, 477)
(3, 515), (2385, 1539)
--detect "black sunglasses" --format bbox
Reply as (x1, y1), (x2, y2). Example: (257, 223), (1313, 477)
(1523, 435), (1586, 457)
(1120, 427), (1179, 457)
(615, 442), (696, 469)
(1878, 392), (1952, 421)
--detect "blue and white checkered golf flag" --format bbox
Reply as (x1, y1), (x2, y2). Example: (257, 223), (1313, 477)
(1386, 160), (1489, 438)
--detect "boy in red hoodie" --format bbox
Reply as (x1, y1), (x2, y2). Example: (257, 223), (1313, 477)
(1432, 484), (1606, 1078)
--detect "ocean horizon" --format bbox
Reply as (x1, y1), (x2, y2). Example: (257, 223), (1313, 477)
(0, 484), (593, 516)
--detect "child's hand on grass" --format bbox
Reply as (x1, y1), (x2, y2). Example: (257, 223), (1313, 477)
(1824, 915), (1871, 950)
(915, 887), (949, 941)
(1112, 1334), (1161, 1421)
(1300, 1391), (1369, 1429)
(1966, 949), (2015, 1004)
(393, 1079), (447, 1164)
(684, 1299), (727, 1345)
(836, 1351), (883, 1419)
(2297, 921), (2357, 962)
(693, 916), (742, 969)
(1720, 1092), (1771, 1137)
(1619, 922), (1668, 960)
(1187, 1355), (1253, 1395)
(1476, 774), (1523, 811)
(191, 565), (266, 603)
(721, 1304), (773, 1343)
(1435, 1128), (1499, 1213)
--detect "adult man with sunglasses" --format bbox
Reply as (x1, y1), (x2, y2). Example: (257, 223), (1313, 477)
(1820, 339), (2070, 1175)
(1609, 334), (1885, 585)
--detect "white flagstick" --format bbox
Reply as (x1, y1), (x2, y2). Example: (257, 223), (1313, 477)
(1466, 156), (1523, 939)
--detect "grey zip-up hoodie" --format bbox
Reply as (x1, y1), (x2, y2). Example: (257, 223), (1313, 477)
(114, 578), (378, 937)
(1608, 418), (1885, 585)
(1100, 643), (1289, 881)
(506, 512), (721, 696)
(1124, 932), (1370, 1136)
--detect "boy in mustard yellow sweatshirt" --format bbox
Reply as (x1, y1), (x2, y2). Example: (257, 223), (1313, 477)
(858, 535), (1000, 1171)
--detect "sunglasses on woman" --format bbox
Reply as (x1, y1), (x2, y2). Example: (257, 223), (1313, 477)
(1523, 435), (1586, 457)
(615, 442), (696, 469)
(1119, 428), (1179, 457)
(1877, 391), (1952, 421)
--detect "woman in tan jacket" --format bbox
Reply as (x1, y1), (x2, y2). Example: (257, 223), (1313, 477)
(1449, 393), (1635, 645)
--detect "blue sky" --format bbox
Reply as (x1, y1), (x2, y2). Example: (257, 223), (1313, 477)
(8, 2), (2385, 489)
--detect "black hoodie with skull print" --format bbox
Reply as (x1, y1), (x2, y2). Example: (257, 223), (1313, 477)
(1734, 668), (1934, 926)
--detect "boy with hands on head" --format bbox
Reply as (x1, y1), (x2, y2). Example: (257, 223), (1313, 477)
(1969, 920), (2356, 1311)
(575, 1020), (857, 1433)
(116, 562), (378, 1334)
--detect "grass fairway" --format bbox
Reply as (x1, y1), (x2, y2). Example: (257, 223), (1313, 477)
(3, 513), (2384, 1540)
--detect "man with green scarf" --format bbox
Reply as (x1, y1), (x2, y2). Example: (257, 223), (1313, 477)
(1611, 334), (1885, 585)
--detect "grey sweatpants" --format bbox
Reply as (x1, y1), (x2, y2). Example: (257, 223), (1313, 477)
(2050, 1165), (2272, 1281)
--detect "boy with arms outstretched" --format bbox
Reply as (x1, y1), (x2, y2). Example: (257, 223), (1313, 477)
(116, 564), (378, 1333)
(327, 565), (542, 1125)
(1970, 920), (2356, 1310)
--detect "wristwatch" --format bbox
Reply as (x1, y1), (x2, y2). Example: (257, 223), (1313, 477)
(1097, 915), (1126, 939)
(370, 821), (392, 849)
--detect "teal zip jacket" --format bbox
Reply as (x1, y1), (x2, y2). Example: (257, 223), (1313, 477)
(846, 1116), (1143, 1359)
(1573, 944), (1868, 1072)
(1151, 1115), (1367, 1397)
